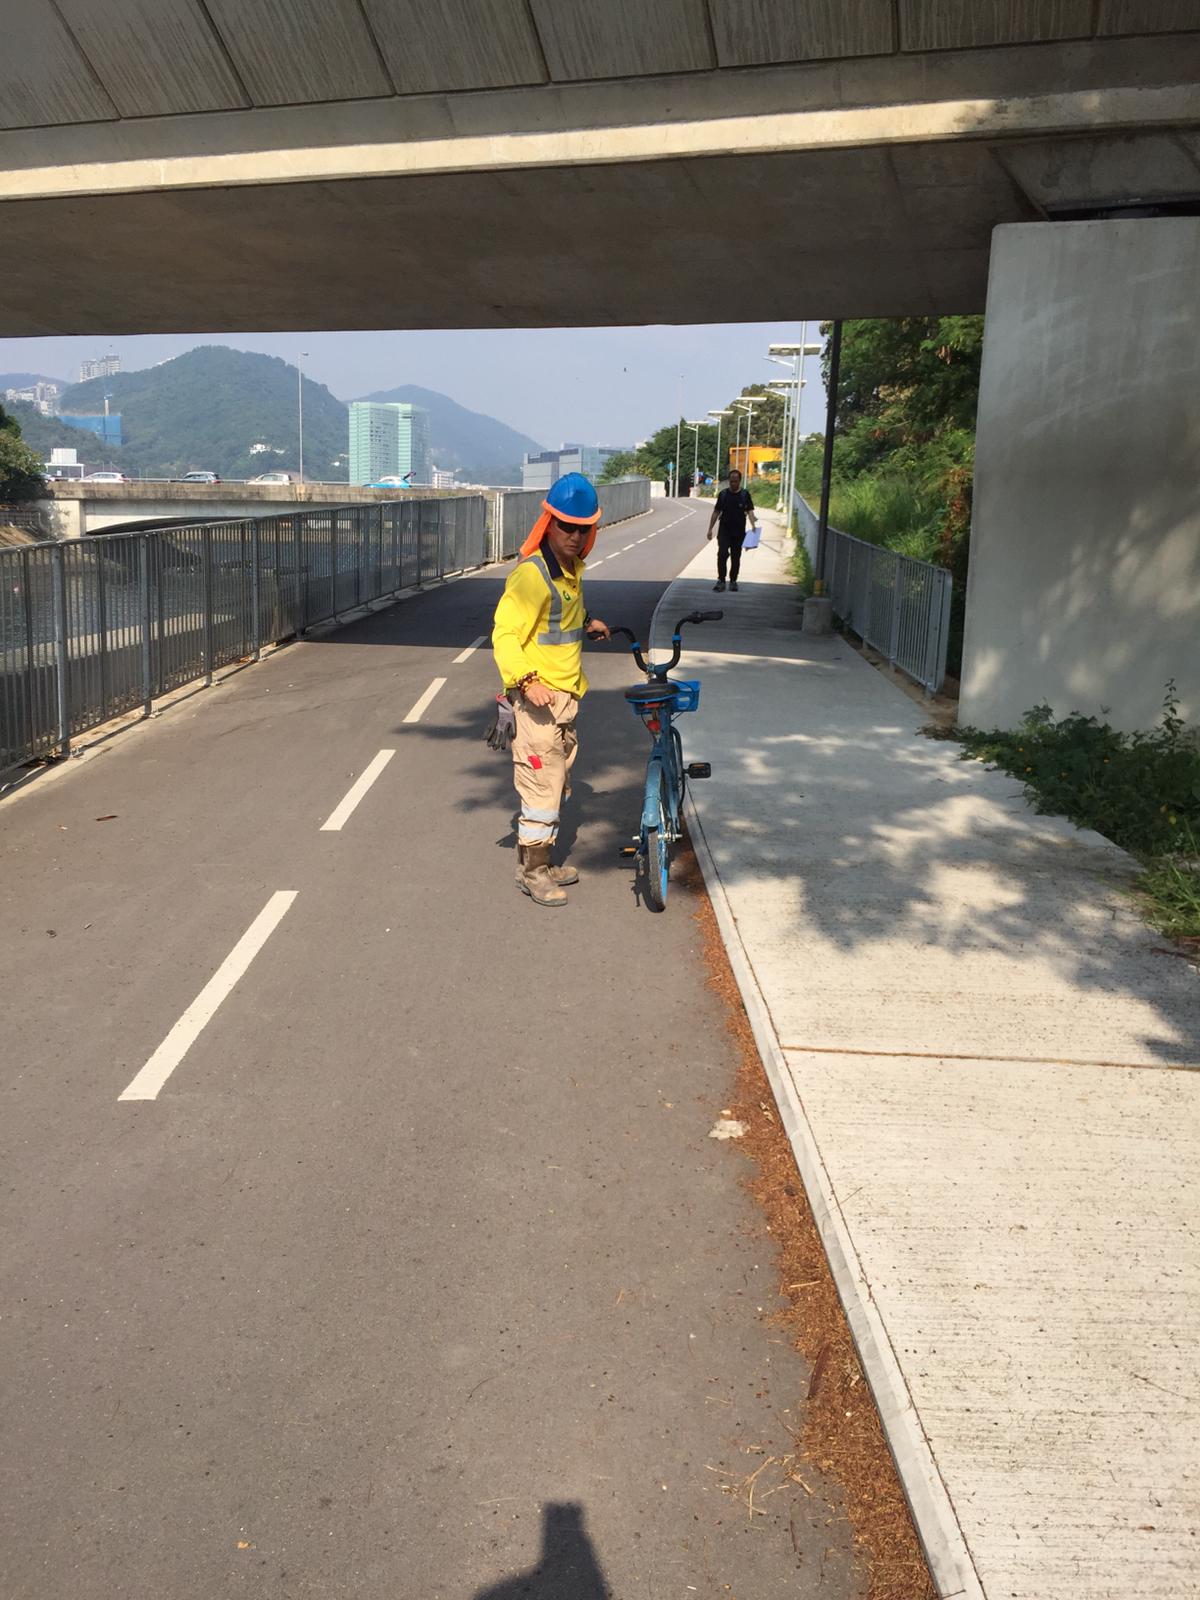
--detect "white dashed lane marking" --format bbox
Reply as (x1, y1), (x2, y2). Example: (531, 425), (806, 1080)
(320, 748), (396, 832)
(403, 678), (447, 724)
(118, 891), (298, 1102)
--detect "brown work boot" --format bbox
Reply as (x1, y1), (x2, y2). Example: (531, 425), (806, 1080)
(515, 845), (579, 888)
(516, 843), (568, 907)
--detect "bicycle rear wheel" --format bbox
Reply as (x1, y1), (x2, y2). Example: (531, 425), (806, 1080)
(643, 762), (670, 912)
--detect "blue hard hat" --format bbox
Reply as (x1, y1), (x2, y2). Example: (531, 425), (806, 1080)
(544, 471), (601, 525)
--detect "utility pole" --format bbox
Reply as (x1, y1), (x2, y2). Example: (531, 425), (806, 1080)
(816, 321), (843, 591)
(674, 374), (683, 498)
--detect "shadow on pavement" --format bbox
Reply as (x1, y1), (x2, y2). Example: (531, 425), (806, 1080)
(297, 575), (671, 655)
(663, 605), (1200, 1067)
(473, 1503), (610, 1600)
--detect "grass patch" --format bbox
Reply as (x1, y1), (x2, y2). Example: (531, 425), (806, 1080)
(819, 474), (942, 563)
(787, 519), (816, 597)
(956, 686), (1200, 941)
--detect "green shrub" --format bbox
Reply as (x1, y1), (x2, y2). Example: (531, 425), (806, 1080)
(957, 686), (1200, 939)
(746, 477), (782, 508)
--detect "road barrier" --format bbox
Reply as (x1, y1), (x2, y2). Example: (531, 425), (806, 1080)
(492, 477), (651, 561)
(1, 496), (488, 773)
(793, 491), (952, 694)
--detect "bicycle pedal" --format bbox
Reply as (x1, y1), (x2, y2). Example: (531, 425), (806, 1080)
(618, 845), (639, 857)
(686, 761), (712, 779)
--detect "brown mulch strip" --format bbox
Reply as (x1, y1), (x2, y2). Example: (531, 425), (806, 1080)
(678, 848), (936, 1600)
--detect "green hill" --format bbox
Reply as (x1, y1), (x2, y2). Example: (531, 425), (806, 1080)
(59, 346), (347, 481)
(357, 383), (541, 485)
(1, 371), (68, 391)
(36, 346), (543, 485)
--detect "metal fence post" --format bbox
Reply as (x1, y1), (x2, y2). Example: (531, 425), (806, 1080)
(19, 547), (37, 757)
(931, 573), (953, 696)
(330, 511), (338, 618)
(888, 556), (903, 666)
(139, 536), (153, 717)
(293, 515), (306, 634)
(250, 518), (262, 661)
(202, 526), (215, 684)
(50, 542), (70, 756)
(96, 545), (109, 716)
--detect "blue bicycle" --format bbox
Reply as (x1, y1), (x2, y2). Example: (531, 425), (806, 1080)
(611, 610), (723, 911)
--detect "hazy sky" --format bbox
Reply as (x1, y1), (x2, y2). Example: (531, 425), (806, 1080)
(0, 323), (828, 449)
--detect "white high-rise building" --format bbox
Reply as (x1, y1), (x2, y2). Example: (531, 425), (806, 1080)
(80, 354), (121, 383)
(348, 401), (432, 485)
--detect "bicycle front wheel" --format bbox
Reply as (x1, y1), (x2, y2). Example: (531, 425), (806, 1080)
(643, 762), (671, 912)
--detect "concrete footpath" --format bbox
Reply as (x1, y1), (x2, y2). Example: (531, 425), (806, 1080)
(654, 515), (1200, 1600)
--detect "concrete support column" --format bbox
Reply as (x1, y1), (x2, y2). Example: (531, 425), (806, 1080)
(34, 497), (83, 540)
(960, 219), (1200, 733)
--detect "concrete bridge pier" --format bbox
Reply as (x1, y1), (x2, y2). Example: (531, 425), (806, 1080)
(961, 217), (1200, 733)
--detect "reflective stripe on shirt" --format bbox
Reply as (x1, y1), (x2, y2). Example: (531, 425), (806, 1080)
(526, 552), (585, 646)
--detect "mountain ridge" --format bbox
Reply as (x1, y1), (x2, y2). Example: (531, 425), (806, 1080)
(1, 372), (69, 391)
(11, 347), (540, 484)
(356, 383), (540, 483)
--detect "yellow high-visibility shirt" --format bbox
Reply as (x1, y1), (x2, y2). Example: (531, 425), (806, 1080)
(492, 550), (589, 696)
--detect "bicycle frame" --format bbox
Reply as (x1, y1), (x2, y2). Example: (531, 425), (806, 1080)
(611, 611), (721, 910)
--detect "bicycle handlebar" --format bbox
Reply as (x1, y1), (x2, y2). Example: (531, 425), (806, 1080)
(609, 610), (723, 676)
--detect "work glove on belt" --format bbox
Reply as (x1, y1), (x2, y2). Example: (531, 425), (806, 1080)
(484, 694), (517, 752)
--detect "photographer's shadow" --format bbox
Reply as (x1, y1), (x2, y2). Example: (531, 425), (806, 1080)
(473, 1503), (610, 1600)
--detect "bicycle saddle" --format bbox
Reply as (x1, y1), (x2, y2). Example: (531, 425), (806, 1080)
(623, 680), (680, 704)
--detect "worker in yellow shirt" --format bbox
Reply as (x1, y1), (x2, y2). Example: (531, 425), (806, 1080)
(491, 473), (611, 906)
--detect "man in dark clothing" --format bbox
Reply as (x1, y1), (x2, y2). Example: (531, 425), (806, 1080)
(706, 469), (757, 592)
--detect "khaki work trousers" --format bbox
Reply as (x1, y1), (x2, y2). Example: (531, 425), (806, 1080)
(512, 689), (579, 847)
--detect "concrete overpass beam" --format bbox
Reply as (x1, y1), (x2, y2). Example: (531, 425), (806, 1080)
(960, 217), (1200, 732)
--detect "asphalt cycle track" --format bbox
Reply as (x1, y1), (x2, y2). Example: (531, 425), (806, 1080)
(1, 499), (862, 1600)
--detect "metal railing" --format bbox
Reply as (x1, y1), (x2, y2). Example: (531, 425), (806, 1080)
(493, 477), (651, 560)
(1, 496), (488, 773)
(793, 491), (952, 694)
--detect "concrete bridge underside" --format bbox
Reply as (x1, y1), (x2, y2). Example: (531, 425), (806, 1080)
(1, 4), (1198, 334)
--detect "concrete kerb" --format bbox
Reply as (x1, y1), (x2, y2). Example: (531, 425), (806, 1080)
(648, 559), (984, 1600)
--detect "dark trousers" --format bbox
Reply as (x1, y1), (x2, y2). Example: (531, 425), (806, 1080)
(717, 529), (746, 583)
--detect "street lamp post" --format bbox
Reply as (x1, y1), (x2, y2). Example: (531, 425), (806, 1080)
(734, 399), (757, 483)
(732, 405), (747, 478)
(765, 354), (796, 510)
(297, 351), (309, 484)
(673, 374), (684, 499)
(707, 409), (732, 487)
(685, 421), (705, 490)
(768, 333), (823, 519)
(767, 376), (798, 509)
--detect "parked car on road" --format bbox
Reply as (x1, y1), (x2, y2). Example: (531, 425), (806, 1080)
(248, 471), (293, 484)
(178, 470), (221, 483)
(82, 471), (126, 482)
